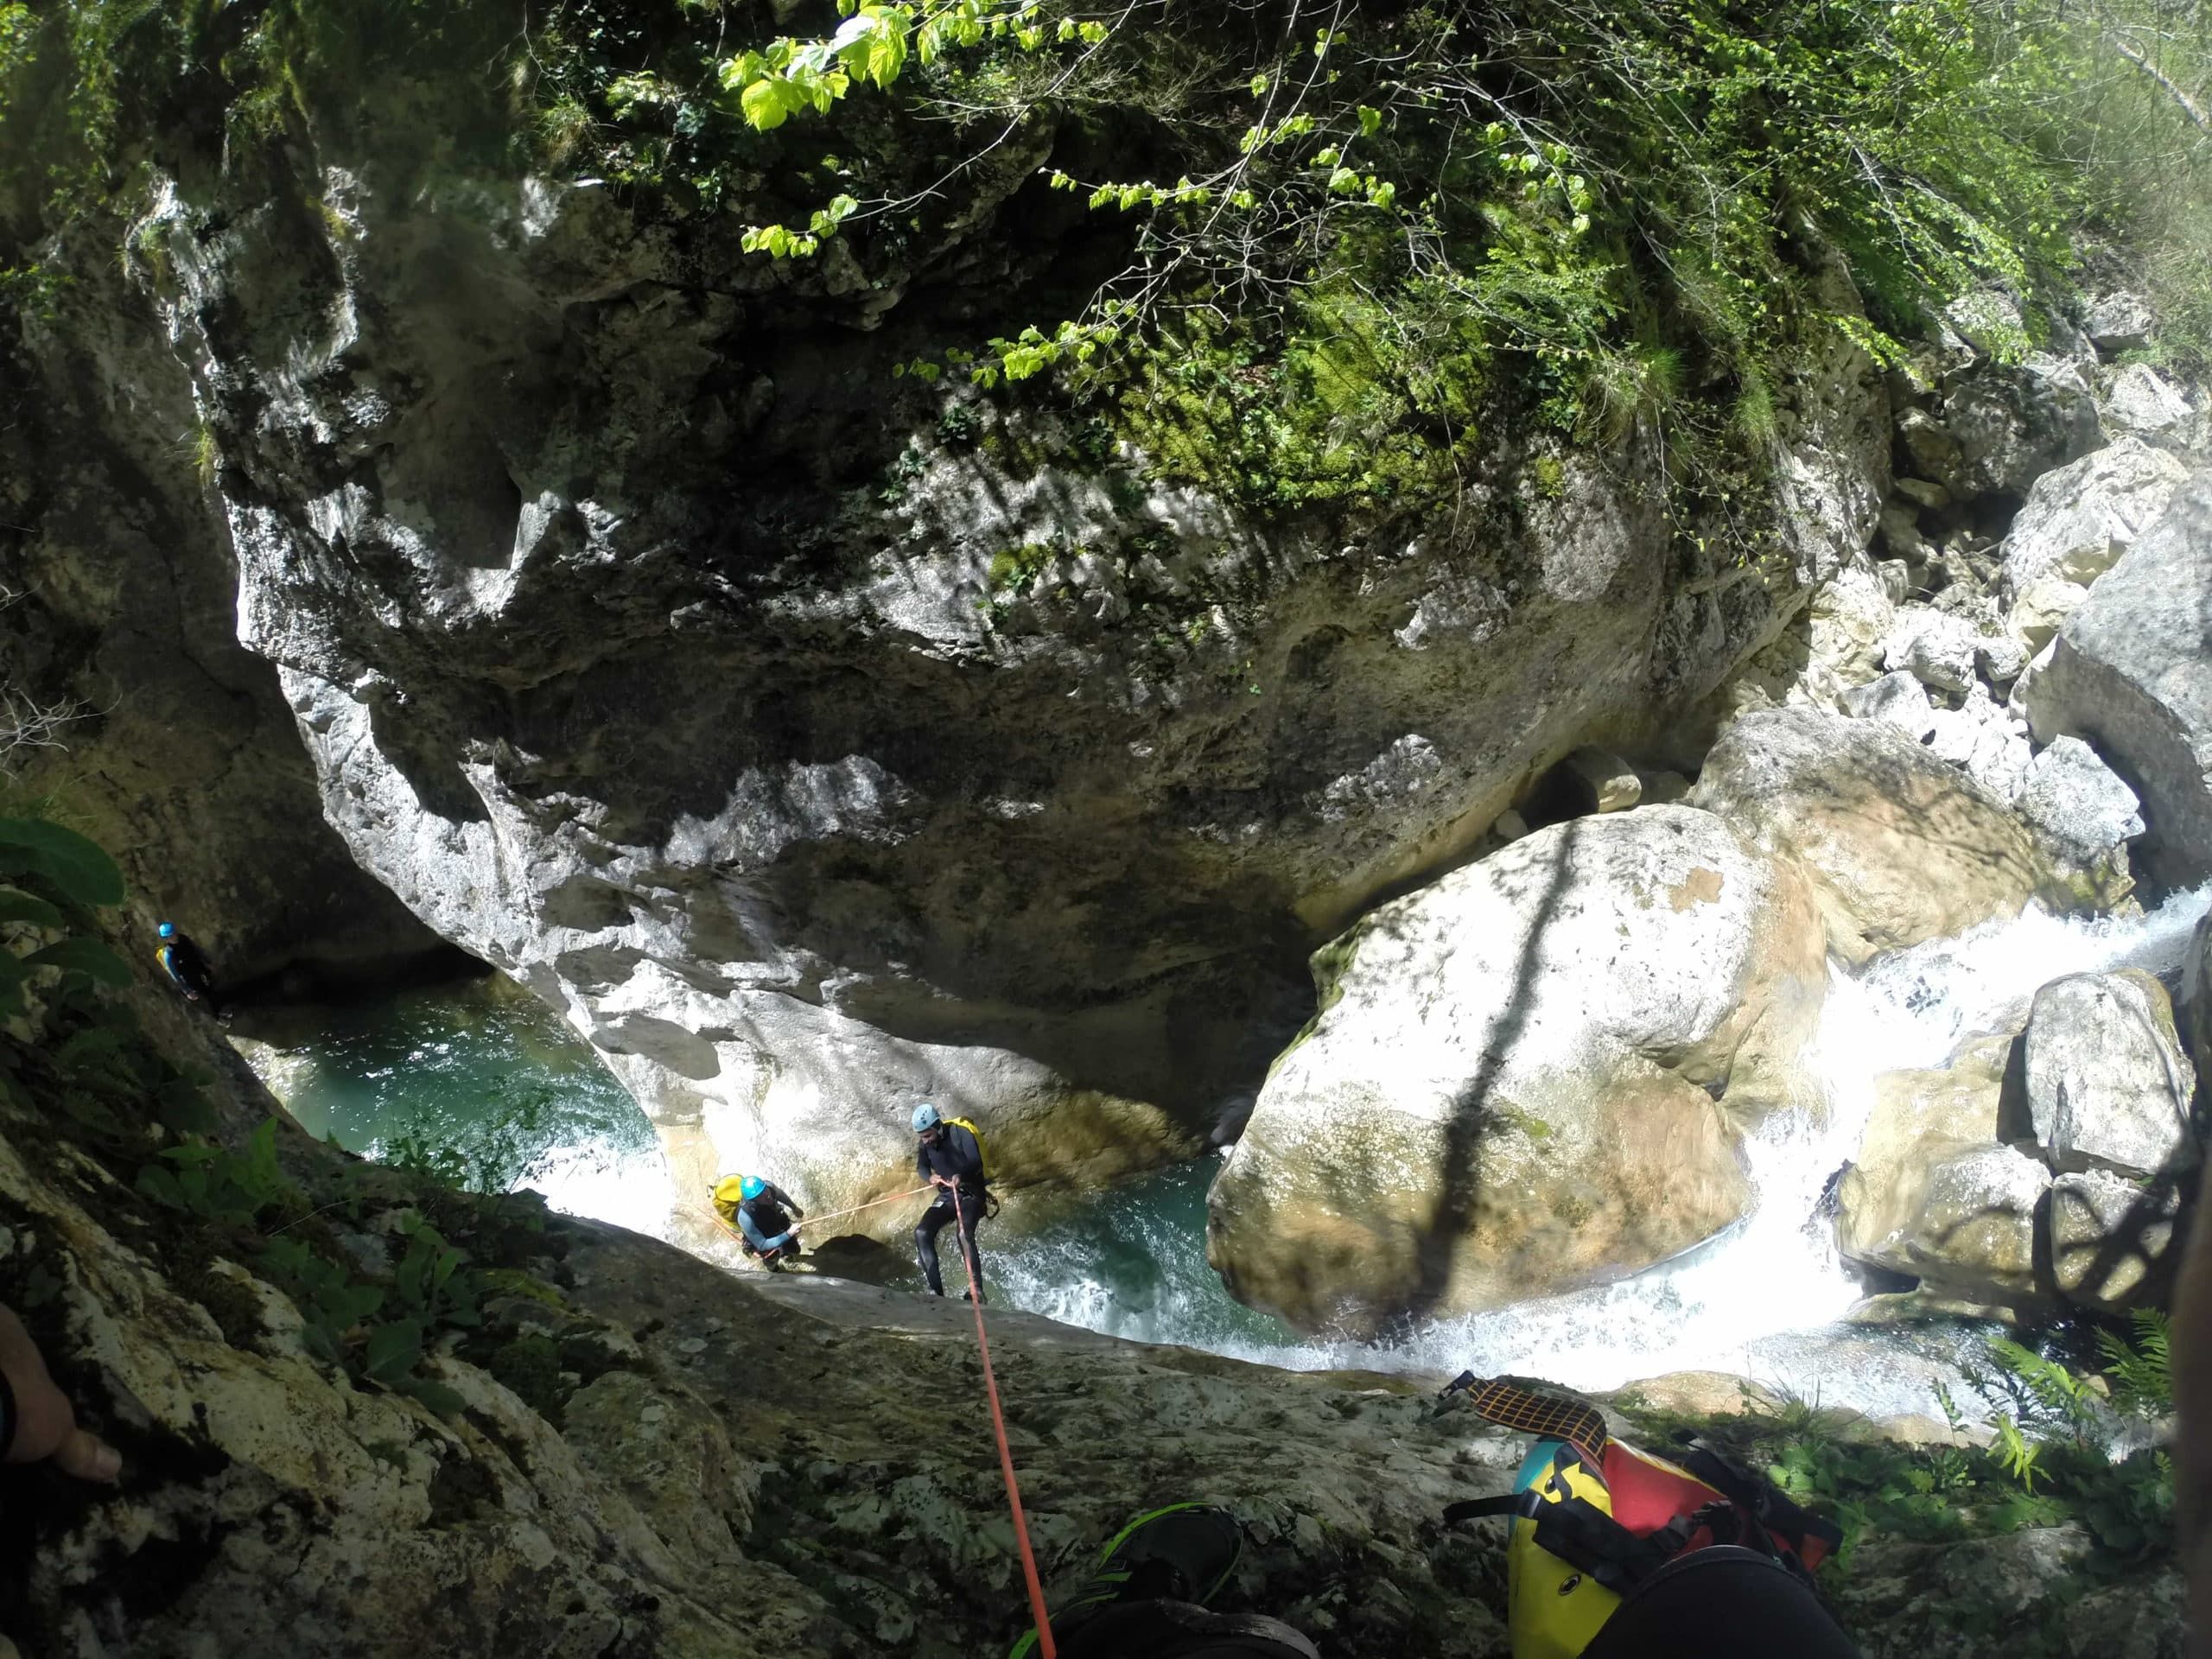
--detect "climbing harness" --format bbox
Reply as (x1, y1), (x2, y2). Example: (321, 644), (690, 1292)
(951, 1182), (1057, 1659)
(1436, 1373), (1843, 1659)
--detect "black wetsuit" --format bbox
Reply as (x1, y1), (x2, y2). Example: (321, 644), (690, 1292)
(913, 1123), (987, 1296)
(738, 1184), (804, 1265)
(157, 934), (220, 1013)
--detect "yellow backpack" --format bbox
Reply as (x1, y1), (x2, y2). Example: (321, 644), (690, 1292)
(944, 1116), (995, 1183)
(709, 1175), (750, 1226)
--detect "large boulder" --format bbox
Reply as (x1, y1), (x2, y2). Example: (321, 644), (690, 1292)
(2022, 970), (2196, 1177)
(2082, 291), (2155, 353)
(1943, 356), (2101, 499)
(1688, 708), (2053, 963)
(1999, 436), (2190, 607)
(1845, 1139), (2049, 1305)
(2188, 911), (2212, 1083)
(2024, 473), (2212, 885)
(1924, 683), (2034, 803)
(1839, 671), (1936, 740)
(1835, 1038), (2047, 1304)
(1207, 806), (1826, 1332)
(1881, 607), (1987, 696)
(2101, 363), (2194, 440)
(2012, 735), (2144, 897)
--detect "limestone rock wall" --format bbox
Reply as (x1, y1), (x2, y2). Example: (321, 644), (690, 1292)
(115, 67), (1885, 1238)
(0, 262), (442, 988)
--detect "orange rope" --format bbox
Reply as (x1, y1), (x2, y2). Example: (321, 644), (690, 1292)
(798, 1184), (933, 1228)
(952, 1183), (1057, 1659)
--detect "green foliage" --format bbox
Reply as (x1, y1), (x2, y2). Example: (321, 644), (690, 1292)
(1648, 1372), (2175, 1583)
(136, 1117), (294, 1226)
(258, 1211), (480, 1417)
(0, 816), (126, 908)
(1987, 1333), (2103, 1438)
(701, 0), (2210, 522)
(2098, 1309), (2172, 1415)
(935, 402), (982, 447)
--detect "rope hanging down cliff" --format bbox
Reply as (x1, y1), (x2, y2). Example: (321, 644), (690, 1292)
(953, 1183), (1058, 1659)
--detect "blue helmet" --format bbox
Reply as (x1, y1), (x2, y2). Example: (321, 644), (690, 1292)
(912, 1102), (942, 1134)
(739, 1175), (766, 1201)
(157, 921), (175, 939)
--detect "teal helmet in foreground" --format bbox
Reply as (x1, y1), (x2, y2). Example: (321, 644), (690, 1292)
(912, 1102), (942, 1134)
(157, 921), (175, 938)
(740, 1175), (766, 1201)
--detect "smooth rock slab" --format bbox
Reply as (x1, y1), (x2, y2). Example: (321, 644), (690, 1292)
(2023, 969), (2196, 1177)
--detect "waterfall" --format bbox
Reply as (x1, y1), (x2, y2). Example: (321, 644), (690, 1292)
(989, 885), (2212, 1417)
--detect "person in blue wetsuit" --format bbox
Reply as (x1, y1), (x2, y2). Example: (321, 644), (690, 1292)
(731, 1176), (804, 1268)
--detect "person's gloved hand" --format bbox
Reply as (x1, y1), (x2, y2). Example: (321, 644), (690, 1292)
(0, 1304), (120, 1483)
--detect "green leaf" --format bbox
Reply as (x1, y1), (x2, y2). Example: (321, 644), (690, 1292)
(24, 937), (130, 987)
(392, 1374), (467, 1417)
(740, 77), (790, 130)
(136, 1162), (186, 1210)
(300, 1319), (344, 1366)
(0, 819), (124, 906)
(325, 1283), (386, 1329)
(365, 1319), (424, 1382)
(0, 887), (63, 928)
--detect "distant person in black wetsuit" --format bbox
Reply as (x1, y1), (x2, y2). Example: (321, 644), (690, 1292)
(912, 1103), (988, 1304)
(155, 922), (225, 1020)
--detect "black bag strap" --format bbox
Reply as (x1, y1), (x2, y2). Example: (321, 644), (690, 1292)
(1445, 1486), (1679, 1594)
(1442, 1491), (1543, 1527)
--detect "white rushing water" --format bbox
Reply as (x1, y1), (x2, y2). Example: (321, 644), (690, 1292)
(524, 1136), (674, 1238)
(991, 885), (2212, 1418)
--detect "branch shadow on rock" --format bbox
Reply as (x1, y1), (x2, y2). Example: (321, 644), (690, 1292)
(1402, 816), (1580, 1325)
